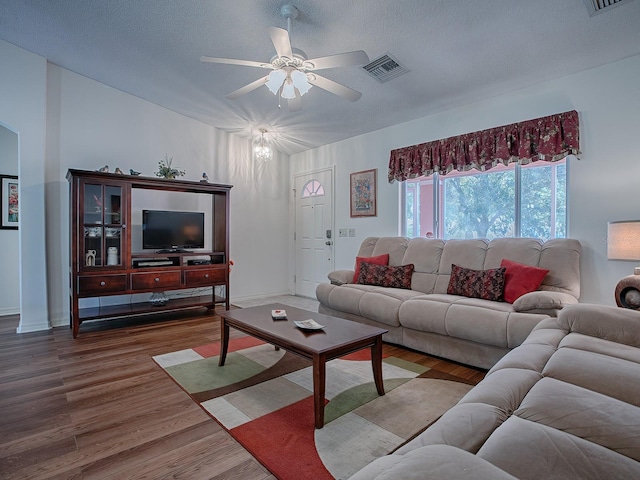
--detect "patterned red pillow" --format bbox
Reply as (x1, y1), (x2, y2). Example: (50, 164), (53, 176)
(447, 264), (506, 301)
(353, 254), (389, 283)
(357, 262), (414, 289)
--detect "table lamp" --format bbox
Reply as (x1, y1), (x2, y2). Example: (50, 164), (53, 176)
(607, 220), (640, 309)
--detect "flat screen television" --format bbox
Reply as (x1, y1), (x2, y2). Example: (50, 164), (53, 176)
(142, 210), (205, 252)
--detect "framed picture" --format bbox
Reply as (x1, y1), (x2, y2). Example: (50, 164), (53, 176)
(1, 175), (19, 229)
(350, 168), (377, 217)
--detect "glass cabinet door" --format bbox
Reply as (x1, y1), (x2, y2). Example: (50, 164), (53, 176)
(82, 182), (124, 268)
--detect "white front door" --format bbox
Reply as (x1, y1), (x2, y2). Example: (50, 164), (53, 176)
(294, 169), (334, 298)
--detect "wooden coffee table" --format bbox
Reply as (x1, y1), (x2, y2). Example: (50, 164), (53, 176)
(218, 303), (388, 429)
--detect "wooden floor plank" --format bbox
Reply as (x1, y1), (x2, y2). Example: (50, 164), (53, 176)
(0, 306), (485, 479)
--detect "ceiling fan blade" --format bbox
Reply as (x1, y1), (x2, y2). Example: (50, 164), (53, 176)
(306, 50), (370, 70)
(269, 27), (293, 59)
(226, 76), (268, 100)
(309, 74), (362, 102)
(200, 56), (269, 69)
(287, 92), (302, 112)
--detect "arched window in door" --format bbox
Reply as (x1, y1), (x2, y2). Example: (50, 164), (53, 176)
(301, 179), (325, 197)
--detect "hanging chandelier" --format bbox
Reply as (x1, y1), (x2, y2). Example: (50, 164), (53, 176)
(254, 128), (272, 161)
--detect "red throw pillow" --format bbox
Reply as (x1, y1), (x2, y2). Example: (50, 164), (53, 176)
(447, 264), (506, 301)
(353, 254), (389, 283)
(358, 262), (414, 289)
(500, 259), (549, 303)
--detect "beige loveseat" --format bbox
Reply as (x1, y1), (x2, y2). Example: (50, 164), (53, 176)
(349, 304), (640, 479)
(316, 237), (582, 368)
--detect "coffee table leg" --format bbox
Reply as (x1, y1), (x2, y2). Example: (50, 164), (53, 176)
(313, 353), (326, 429)
(219, 317), (229, 366)
(371, 335), (385, 396)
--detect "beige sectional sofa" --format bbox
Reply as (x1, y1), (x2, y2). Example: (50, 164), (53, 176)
(349, 304), (640, 479)
(316, 236), (582, 368)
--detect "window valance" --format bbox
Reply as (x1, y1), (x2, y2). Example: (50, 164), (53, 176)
(388, 110), (580, 183)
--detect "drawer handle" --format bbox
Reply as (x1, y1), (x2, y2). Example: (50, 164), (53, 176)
(100, 281), (106, 286)
(204, 274), (209, 279)
(155, 277), (160, 283)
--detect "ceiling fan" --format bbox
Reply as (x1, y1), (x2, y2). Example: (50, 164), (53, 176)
(200, 4), (369, 111)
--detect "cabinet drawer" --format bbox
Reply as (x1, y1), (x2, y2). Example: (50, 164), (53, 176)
(78, 275), (128, 295)
(184, 268), (226, 286)
(131, 271), (182, 290)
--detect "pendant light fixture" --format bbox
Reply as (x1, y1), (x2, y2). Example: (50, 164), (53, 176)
(254, 128), (272, 161)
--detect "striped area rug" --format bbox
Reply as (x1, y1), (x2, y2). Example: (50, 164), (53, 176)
(153, 338), (474, 480)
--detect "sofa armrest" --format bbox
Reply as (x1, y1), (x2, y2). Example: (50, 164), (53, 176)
(512, 290), (578, 314)
(328, 270), (355, 285)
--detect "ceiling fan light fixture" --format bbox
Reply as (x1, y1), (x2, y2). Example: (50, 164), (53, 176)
(265, 69), (286, 94)
(202, 4), (366, 107)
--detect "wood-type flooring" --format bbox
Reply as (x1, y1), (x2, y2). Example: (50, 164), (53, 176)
(0, 307), (486, 479)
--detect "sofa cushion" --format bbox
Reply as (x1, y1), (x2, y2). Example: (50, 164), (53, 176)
(349, 444), (519, 480)
(447, 264), (506, 301)
(500, 259), (549, 303)
(477, 416), (640, 480)
(353, 253), (389, 283)
(358, 262), (414, 289)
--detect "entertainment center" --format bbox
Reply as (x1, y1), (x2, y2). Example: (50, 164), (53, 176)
(67, 169), (232, 337)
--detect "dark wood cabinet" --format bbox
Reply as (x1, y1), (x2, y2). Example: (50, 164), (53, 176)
(68, 169), (232, 337)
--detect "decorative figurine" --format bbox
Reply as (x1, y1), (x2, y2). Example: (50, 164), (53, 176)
(97, 165), (109, 173)
(129, 168), (141, 176)
(85, 250), (96, 267)
(114, 167), (124, 175)
(200, 172), (209, 183)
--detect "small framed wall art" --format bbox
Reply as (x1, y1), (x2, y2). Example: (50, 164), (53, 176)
(1, 175), (19, 229)
(350, 168), (377, 217)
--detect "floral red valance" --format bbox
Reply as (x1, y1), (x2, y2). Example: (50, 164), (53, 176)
(388, 110), (580, 183)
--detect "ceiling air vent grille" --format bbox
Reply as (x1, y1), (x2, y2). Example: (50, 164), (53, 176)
(363, 53), (409, 83)
(583, 0), (635, 16)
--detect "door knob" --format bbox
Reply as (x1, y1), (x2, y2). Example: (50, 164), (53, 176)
(325, 241), (332, 246)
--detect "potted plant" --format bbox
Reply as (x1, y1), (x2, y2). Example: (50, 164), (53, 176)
(155, 154), (185, 179)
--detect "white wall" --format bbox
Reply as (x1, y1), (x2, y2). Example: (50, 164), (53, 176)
(0, 125), (19, 315)
(291, 54), (640, 306)
(1, 39), (291, 332)
(0, 40), (49, 332)
(44, 66), (291, 327)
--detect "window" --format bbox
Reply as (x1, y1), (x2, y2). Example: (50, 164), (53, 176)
(301, 179), (325, 198)
(403, 159), (567, 241)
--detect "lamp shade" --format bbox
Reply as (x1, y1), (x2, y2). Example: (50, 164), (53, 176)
(265, 69), (286, 95)
(291, 69), (311, 95)
(607, 221), (640, 260)
(281, 82), (296, 99)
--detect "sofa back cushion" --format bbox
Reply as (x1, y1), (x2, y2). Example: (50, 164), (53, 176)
(357, 236), (581, 299)
(434, 239), (490, 294)
(402, 238), (444, 293)
(371, 236), (410, 266)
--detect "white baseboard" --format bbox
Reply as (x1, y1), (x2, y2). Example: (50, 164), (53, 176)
(0, 306), (19, 316)
(231, 290), (292, 304)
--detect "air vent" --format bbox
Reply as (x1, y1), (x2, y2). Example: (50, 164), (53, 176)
(583, 0), (634, 16)
(363, 53), (410, 83)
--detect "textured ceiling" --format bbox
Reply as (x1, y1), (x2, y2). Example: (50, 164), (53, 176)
(1, 0), (640, 155)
